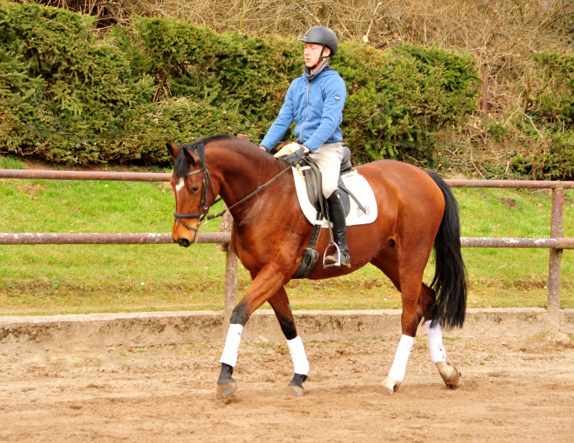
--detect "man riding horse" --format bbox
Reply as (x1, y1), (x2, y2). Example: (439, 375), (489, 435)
(168, 26), (466, 399)
(259, 26), (350, 269)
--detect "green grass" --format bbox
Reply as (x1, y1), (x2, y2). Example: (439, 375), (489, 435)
(1, 154), (574, 315)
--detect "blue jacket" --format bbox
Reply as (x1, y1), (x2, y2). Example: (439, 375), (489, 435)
(260, 68), (346, 153)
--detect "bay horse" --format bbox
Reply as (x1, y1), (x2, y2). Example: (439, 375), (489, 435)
(167, 134), (466, 398)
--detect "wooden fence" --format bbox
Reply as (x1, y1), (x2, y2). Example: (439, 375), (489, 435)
(1, 169), (572, 329)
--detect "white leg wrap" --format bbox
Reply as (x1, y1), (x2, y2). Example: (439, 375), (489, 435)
(220, 324), (244, 367)
(388, 335), (414, 383)
(287, 336), (310, 376)
(426, 320), (447, 364)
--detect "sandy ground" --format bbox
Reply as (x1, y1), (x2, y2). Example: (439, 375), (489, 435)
(1, 332), (574, 443)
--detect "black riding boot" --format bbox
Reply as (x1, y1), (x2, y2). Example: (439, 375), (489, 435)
(324, 189), (351, 268)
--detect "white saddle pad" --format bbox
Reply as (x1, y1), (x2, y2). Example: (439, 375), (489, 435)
(292, 167), (378, 227)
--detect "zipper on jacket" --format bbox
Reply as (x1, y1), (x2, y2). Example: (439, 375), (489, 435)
(299, 81), (311, 144)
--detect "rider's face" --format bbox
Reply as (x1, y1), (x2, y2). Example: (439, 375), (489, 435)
(304, 43), (330, 68)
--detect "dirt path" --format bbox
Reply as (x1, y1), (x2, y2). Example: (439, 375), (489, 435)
(1, 332), (573, 442)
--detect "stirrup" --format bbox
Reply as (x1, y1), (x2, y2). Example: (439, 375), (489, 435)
(323, 243), (350, 268)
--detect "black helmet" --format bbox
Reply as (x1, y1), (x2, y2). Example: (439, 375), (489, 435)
(299, 26), (338, 56)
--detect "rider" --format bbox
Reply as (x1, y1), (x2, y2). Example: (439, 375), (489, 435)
(259, 26), (350, 269)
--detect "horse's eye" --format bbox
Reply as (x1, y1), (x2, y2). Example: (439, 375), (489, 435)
(190, 186), (199, 194)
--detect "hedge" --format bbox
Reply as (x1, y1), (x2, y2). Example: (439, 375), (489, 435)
(0, 2), (481, 165)
(512, 52), (574, 179)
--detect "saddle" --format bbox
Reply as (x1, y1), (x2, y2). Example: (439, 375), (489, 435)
(292, 147), (367, 279)
(300, 146), (354, 218)
(275, 142), (363, 220)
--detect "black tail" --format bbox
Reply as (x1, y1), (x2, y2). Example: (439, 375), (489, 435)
(426, 171), (467, 330)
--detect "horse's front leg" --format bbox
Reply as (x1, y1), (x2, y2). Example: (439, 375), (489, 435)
(217, 264), (288, 399)
(268, 287), (309, 396)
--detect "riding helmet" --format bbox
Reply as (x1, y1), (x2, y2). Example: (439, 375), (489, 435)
(299, 26), (338, 56)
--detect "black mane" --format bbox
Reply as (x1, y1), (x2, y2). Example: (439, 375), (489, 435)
(174, 134), (235, 179)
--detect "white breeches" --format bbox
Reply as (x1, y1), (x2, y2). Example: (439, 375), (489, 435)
(308, 142), (344, 198)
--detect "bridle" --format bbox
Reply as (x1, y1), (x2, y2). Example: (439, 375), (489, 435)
(173, 142), (292, 240)
(173, 161), (219, 242)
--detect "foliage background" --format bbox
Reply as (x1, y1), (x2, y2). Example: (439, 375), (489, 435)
(1, 0), (574, 177)
(0, 1), (481, 166)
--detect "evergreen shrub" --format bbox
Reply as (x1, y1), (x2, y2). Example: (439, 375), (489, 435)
(0, 2), (481, 166)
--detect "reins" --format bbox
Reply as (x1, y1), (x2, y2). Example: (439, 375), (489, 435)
(173, 142), (292, 233)
(207, 165), (292, 219)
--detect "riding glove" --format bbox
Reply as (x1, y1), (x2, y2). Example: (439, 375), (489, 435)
(278, 147), (307, 166)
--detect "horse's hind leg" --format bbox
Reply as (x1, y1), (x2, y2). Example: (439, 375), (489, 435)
(370, 246), (430, 395)
(372, 248), (460, 393)
(422, 286), (460, 389)
(268, 287), (309, 396)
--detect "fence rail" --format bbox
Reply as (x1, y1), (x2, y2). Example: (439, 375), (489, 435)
(0, 168), (571, 330)
(446, 179), (574, 189)
(1, 233), (573, 249)
(3, 169), (574, 188)
(0, 232), (230, 245)
(0, 169), (170, 182)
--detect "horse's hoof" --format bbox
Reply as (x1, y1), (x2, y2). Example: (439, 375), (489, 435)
(436, 362), (460, 389)
(286, 373), (307, 397)
(380, 376), (401, 396)
(216, 381), (237, 399)
(286, 384), (305, 397)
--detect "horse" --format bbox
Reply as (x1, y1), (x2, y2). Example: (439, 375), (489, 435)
(167, 134), (467, 398)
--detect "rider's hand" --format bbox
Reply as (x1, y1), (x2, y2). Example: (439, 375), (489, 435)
(259, 146), (268, 152)
(277, 147), (307, 166)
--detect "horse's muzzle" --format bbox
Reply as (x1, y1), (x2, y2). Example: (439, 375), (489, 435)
(175, 237), (191, 248)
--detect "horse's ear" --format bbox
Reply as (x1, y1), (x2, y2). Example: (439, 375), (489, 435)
(167, 142), (179, 158)
(183, 148), (202, 167)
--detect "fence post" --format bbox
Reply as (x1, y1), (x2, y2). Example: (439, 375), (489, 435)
(217, 133), (250, 336)
(219, 209), (237, 337)
(548, 187), (564, 331)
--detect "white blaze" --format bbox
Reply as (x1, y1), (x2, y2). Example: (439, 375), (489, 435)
(175, 178), (185, 193)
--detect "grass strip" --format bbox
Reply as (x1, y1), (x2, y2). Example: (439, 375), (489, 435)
(1, 155), (574, 315)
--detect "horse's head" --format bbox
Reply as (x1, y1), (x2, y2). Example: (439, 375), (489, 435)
(168, 141), (216, 247)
